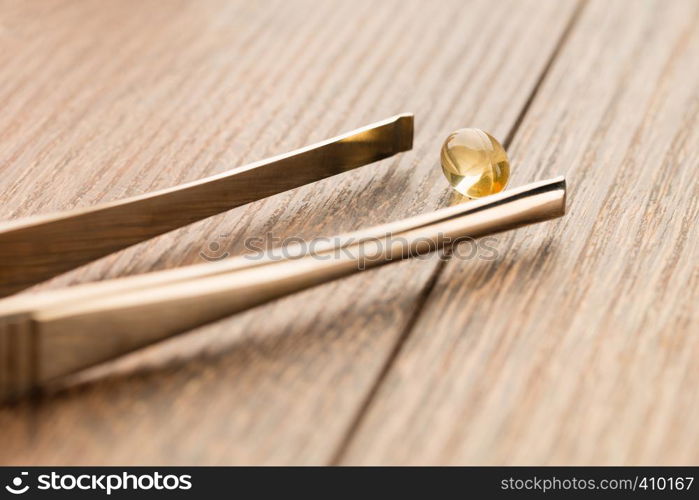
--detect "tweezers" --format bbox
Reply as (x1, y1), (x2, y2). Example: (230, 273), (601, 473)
(0, 114), (566, 400)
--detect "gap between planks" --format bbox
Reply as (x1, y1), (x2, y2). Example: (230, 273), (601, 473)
(327, 0), (588, 465)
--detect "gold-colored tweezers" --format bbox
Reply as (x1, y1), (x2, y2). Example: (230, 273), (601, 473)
(0, 114), (566, 400)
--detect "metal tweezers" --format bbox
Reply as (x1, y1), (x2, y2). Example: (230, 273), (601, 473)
(0, 114), (566, 400)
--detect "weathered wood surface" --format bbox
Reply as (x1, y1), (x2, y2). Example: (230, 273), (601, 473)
(5, 0), (692, 465)
(342, 0), (699, 464)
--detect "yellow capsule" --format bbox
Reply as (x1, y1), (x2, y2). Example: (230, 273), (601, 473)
(440, 128), (510, 198)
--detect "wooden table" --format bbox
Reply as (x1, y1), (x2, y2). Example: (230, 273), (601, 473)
(0, 0), (697, 465)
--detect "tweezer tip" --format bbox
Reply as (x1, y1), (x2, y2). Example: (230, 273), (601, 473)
(393, 113), (414, 153)
(558, 176), (567, 215)
(546, 175), (567, 216)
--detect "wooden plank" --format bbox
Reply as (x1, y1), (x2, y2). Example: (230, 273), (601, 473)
(0, 0), (577, 464)
(341, 0), (699, 465)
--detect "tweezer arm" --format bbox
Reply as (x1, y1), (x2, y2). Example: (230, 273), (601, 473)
(0, 177), (566, 401)
(0, 114), (414, 297)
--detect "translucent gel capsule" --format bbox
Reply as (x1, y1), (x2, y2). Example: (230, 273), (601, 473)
(440, 128), (510, 198)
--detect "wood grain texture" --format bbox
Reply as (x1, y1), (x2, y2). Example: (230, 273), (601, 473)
(342, 0), (699, 465)
(0, 0), (578, 464)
